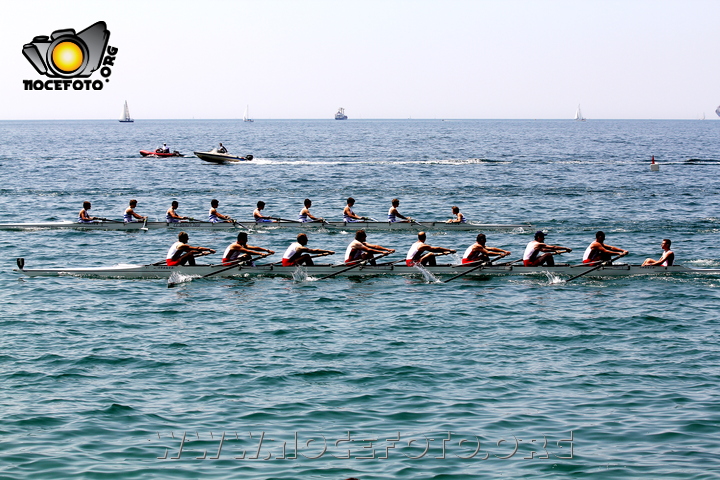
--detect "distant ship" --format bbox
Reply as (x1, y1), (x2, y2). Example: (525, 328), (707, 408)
(243, 105), (253, 123)
(335, 107), (348, 120)
(574, 104), (585, 121)
(119, 101), (133, 123)
(715, 105), (720, 118)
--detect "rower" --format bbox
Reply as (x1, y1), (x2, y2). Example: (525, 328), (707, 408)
(345, 230), (395, 265)
(123, 199), (148, 223)
(222, 232), (275, 266)
(446, 206), (466, 224)
(642, 239), (674, 266)
(343, 197), (367, 222)
(298, 199), (324, 223)
(78, 201), (98, 223)
(406, 231), (456, 266)
(463, 233), (510, 264)
(583, 231), (629, 264)
(208, 199), (233, 223)
(166, 201), (189, 223)
(253, 201), (276, 223)
(388, 198), (413, 223)
(217, 142), (227, 153)
(282, 233), (334, 266)
(166, 231), (215, 266)
(523, 231), (572, 267)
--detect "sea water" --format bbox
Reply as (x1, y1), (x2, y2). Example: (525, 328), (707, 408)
(1, 119), (719, 479)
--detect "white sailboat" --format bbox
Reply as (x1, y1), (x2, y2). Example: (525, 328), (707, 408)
(243, 105), (253, 122)
(715, 105), (720, 118)
(574, 104), (585, 121)
(119, 101), (133, 123)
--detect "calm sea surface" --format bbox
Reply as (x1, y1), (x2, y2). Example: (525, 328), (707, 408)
(1, 119), (719, 479)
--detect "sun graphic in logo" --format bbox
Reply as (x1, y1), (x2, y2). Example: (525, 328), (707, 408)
(51, 41), (84, 73)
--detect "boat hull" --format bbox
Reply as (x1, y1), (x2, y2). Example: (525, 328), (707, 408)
(140, 150), (183, 157)
(0, 220), (531, 232)
(194, 151), (253, 163)
(15, 262), (720, 279)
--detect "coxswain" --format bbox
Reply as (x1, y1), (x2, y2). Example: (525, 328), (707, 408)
(282, 233), (334, 266)
(208, 199), (233, 223)
(217, 142), (227, 154)
(166, 201), (189, 223)
(343, 197), (367, 222)
(166, 231), (215, 266)
(462, 233), (510, 264)
(298, 198), (324, 223)
(78, 201), (97, 223)
(406, 231), (456, 266)
(583, 231), (628, 264)
(446, 206), (466, 223)
(642, 239), (674, 266)
(222, 232), (275, 266)
(123, 199), (148, 223)
(388, 198), (413, 223)
(253, 201), (276, 223)
(344, 230), (395, 265)
(523, 231), (572, 266)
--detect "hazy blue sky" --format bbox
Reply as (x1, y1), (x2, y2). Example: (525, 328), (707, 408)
(2, 0), (719, 120)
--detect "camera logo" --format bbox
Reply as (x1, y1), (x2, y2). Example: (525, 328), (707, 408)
(22, 21), (119, 91)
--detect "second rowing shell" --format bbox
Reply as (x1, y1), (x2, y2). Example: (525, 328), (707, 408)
(0, 220), (533, 232)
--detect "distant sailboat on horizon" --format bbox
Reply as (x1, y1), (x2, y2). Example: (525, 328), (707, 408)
(574, 104), (586, 121)
(243, 105), (253, 122)
(715, 105), (720, 118)
(119, 101), (133, 123)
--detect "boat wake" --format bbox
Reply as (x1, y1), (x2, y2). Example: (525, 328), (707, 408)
(545, 271), (565, 285)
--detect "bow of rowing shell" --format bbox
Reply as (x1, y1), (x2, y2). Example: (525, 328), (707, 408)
(0, 221), (532, 231)
(15, 262), (720, 279)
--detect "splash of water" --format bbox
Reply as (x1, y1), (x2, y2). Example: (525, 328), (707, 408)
(167, 271), (198, 286)
(412, 264), (443, 283)
(545, 271), (565, 284)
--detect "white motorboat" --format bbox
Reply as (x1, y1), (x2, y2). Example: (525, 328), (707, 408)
(194, 148), (253, 164)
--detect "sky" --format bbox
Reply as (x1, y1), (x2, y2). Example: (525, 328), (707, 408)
(1, 0), (719, 120)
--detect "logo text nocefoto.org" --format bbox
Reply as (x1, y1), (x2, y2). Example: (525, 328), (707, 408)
(22, 21), (119, 91)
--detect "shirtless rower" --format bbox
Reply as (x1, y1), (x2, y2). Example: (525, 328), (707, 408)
(523, 231), (572, 267)
(282, 233), (334, 266)
(222, 232), (275, 265)
(123, 199), (148, 223)
(462, 233), (511, 264)
(298, 199), (324, 223)
(166, 201), (189, 223)
(406, 231), (456, 266)
(78, 201), (98, 223)
(253, 201), (276, 223)
(208, 199), (233, 223)
(446, 206), (466, 224)
(166, 231), (215, 266)
(583, 231), (629, 264)
(388, 198), (413, 223)
(343, 197), (367, 222)
(345, 230), (395, 265)
(642, 239), (674, 266)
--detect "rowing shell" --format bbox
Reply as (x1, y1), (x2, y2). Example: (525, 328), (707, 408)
(0, 220), (532, 232)
(15, 260), (720, 279)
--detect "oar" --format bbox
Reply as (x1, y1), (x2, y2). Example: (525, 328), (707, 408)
(270, 217), (303, 224)
(564, 253), (627, 283)
(97, 217), (123, 223)
(315, 251), (392, 280)
(168, 253), (271, 288)
(443, 253), (508, 283)
(258, 252), (332, 267)
(140, 217), (149, 232)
